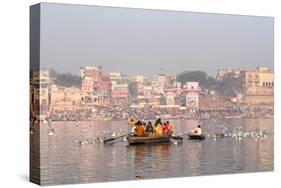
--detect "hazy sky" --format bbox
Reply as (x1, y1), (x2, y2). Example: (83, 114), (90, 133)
(40, 3), (274, 77)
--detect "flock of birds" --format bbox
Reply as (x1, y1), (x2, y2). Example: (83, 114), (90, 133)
(73, 129), (128, 145)
(71, 127), (272, 146)
(212, 127), (271, 141)
(30, 121), (272, 146)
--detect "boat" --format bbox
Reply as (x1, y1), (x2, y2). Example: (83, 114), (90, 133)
(188, 133), (206, 140)
(126, 134), (171, 145)
(128, 120), (136, 126)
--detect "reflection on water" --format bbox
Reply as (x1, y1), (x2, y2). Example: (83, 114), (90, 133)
(30, 118), (273, 185)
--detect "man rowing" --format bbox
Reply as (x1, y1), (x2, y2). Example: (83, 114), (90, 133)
(191, 125), (202, 135)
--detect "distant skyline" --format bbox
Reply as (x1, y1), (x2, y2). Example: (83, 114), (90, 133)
(40, 3), (274, 77)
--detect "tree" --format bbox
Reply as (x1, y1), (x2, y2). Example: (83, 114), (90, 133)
(217, 75), (242, 97)
(50, 69), (81, 87)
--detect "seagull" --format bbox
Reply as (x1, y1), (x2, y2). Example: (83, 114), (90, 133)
(79, 141), (86, 145)
(48, 129), (54, 136)
(172, 140), (178, 145)
(122, 137), (127, 142)
(111, 132), (117, 137)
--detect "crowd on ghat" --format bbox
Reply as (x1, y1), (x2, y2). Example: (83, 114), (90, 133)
(50, 109), (93, 121)
(132, 118), (173, 137)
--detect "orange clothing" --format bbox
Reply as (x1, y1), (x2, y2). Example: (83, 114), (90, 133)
(135, 126), (145, 136)
(162, 125), (168, 134)
(163, 124), (173, 135)
(167, 124), (173, 132)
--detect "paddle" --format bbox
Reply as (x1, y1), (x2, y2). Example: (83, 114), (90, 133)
(103, 132), (132, 143)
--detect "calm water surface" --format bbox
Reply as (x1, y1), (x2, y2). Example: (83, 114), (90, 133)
(31, 118), (273, 185)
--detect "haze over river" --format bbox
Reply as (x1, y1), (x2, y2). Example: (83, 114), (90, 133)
(30, 118), (273, 185)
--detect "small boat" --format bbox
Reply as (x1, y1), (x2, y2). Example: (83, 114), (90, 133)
(128, 121), (136, 126)
(126, 134), (171, 145)
(188, 133), (206, 140)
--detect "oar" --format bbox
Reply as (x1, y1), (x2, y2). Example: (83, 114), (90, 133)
(103, 132), (132, 143)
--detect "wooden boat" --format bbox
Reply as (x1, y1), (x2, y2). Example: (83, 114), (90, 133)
(126, 134), (171, 145)
(188, 133), (206, 140)
(128, 121), (136, 125)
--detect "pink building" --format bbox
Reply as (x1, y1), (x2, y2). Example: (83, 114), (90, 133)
(80, 66), (102, 92)
(98, 76), (112, 102)
(184, 82), (201, 108)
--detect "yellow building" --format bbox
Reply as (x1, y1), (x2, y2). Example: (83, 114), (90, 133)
(239, 67), (274, 104)
(50, 85), (82, 110)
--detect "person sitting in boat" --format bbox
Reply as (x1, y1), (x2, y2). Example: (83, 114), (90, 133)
(155, 123), (163, 135)
(145, 121), (154, 136)
(154, 118), (162, 127)
(191, 125), (202, 135)
(135, 124), (145, 137)
(163, 121), (173, 135)
(135, 119), (143, 126)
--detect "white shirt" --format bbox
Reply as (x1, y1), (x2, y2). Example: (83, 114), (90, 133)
(192, 127), (202, 135)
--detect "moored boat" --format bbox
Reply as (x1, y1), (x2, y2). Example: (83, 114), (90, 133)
(188, 133), (206, 140)
(128, 121), (136, 125)
(128, 118), (137, 125)
(126, 134), (171, 145)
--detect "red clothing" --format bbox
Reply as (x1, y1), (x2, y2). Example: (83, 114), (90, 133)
(163, 124), (173, 135)
(162, 125), (168, 134)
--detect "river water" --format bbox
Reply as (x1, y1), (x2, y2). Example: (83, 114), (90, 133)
(30, 118), (273, 185)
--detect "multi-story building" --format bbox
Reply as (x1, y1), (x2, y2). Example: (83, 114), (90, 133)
(80, 66), (102, 92)
(109, 72), (124, 81)
(133, 75), (145, 95)
(133, 75), (145, 83)
(216, 68), (241, 80)
(239, 67), (274, 103)
(152, 74), (165, 95)
(164, 80), (182, 97)
(30, 69), (50, 120)
(81, 76), (94, 92)
(184, 82), (201, 109)
(98, 75), (112, 103)
(143, 85), (153, 96)
(110, 72), (129, 100)
(49, 85), (82, 109)
(165, 95), (175, 105)
(111, 83), (129, 100)
(80, 66), (102, 81)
